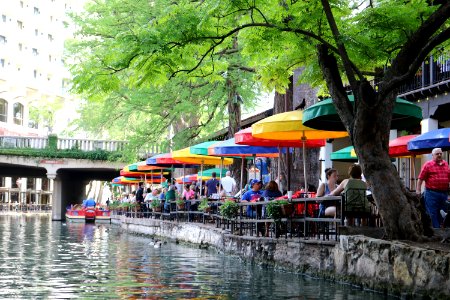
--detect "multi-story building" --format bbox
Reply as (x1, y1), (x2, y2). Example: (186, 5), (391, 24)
(0, 0), (82, 137)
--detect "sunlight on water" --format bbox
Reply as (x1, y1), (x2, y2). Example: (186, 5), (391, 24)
(0, 215), (392, 299)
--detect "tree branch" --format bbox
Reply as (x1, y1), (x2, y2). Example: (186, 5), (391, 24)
(317, 44), (354, 135)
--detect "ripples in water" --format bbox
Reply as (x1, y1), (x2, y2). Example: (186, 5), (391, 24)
(0, 214), (392, 299)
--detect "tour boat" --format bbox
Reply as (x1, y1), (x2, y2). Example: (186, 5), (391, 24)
(66, 205), (111, 223)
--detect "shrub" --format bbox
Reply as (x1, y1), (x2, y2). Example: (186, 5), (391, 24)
(219, 200), (239, 219)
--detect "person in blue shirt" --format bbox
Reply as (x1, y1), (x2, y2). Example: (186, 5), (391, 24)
(84, 198), (96, 208)
(241, 179), (263, 217)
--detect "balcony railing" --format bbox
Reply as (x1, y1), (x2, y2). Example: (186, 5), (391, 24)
(398, 54), (450, 100)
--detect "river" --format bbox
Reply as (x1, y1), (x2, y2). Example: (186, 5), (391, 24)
(0, 214), (393, 299)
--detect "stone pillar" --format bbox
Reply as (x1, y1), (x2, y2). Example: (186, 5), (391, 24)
(48, 172), (62, 221)
(420, 118), (438, 164)
(320, 141), (333, 183)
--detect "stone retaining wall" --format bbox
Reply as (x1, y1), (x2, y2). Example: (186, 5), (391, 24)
(112, 216), (450, 299)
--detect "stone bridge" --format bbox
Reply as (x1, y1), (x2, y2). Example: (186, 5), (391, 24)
(0, 154), (123, 220)
(0, 135), (164, 221)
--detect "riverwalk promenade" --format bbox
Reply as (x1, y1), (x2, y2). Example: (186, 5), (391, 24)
(111, 214), (450, 299)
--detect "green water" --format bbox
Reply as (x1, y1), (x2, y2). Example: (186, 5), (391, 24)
(0, 214), (393, 299)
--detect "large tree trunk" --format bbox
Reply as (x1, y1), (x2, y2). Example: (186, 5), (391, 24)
(353, 91), (432, 240)
(317, 44), (432, 241)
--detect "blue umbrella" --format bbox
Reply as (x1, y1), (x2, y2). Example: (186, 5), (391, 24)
(209, 138), (289, 193)
(407, 128), (450, 152)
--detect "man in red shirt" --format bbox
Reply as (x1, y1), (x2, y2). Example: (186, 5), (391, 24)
(416, 148), (450, 228)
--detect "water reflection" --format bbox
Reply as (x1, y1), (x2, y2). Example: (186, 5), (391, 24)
(0, 215), (392, 299)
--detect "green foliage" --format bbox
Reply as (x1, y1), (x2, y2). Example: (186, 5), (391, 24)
(219, 200), (239, 219)
(47, 135), (58, 150)
(0, 148), (123, 162)
(198, 198), (210, 212)
(266, 200), (290, 221)
(176, 198), (184, 206)
(151, 199), (161, 208)
(66, 0), (262, 153)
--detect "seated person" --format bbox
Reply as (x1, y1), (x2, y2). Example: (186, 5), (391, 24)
(317, 168), (338, 217)
(330, 164), (370, 223)
(241, 179), (263, 218)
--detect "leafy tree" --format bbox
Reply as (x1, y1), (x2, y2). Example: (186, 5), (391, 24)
(68, 0), (450, 240)
(66, 0), (261, 163)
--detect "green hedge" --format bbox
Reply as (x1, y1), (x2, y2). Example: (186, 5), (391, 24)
(0, 148), (124, 161)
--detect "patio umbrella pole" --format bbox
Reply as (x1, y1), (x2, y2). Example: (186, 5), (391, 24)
(240, 157), (244, 194)
(277, 146), (281, 185)
(220, 157), (224, 194)
(199, 161), (204, 197)
(302, 134), (308, 193)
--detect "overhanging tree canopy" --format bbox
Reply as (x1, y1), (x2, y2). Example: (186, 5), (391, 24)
(68, 0), (450, 240)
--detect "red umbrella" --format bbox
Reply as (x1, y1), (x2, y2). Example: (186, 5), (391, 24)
(235, 127), (325, 148)
(388, 134), (423, 190)
(388, 135), (419, 157)
(235, 127), (326, 190)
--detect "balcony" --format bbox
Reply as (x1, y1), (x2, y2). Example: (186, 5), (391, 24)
(398, 54), (450, 101)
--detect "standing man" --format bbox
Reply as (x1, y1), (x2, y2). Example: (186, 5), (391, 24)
(136, 182), (145, 211)
(416, 148), (450, 228)
(220, 171), (236, 197)
(205, 172), (219, 197)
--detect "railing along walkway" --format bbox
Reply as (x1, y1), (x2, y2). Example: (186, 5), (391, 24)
(112, 196), (353, 241)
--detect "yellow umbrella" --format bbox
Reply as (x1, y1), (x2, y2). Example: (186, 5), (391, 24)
(172, 147), (233, 165)
(252, 110), (348, 191)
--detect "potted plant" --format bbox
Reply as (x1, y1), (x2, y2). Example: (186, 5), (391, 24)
(219, 200), (239, 219)
(266, 200), (282, 220)
(198, 198), (211, 213)
(176, 198), (185, 210)
(151, 199), (161, 212)
(266, 200), (293, 220)
(278, 200), (294, 217)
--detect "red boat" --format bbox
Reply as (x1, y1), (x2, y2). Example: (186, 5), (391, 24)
(66, 205), (111, 223)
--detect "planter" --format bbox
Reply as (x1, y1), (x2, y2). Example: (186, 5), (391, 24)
(177, 203), (186, 211)
(281, 204), (294, 217)
(152, 206), (161, 212)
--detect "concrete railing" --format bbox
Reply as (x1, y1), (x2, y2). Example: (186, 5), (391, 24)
(0, 135), (166, 157)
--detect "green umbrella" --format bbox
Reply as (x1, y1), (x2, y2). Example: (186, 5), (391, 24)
(330, 146), (359, 162)
(190, 141), (220, 155)
(198, 168), (227, 178)
(303, 96), (422, 131)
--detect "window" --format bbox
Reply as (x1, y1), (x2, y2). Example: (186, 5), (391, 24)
(0, 35), (6, 44)
(17, 20), (23, 29)
(18, 43), (22, 51)
(2, 15), (6, 22)
(32, 48), (38, 56)
(20, 1), (23, 8)
(48, 54), (52, 62)
(0, 99), (7, 122)
(33, 70), (37, 78)
(13, 102), (23, 125)
(48, 34), (53, 42)
(33, 7), (40, 15)
(34, 29), (38, 36)
(0, 58), (4, 68)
